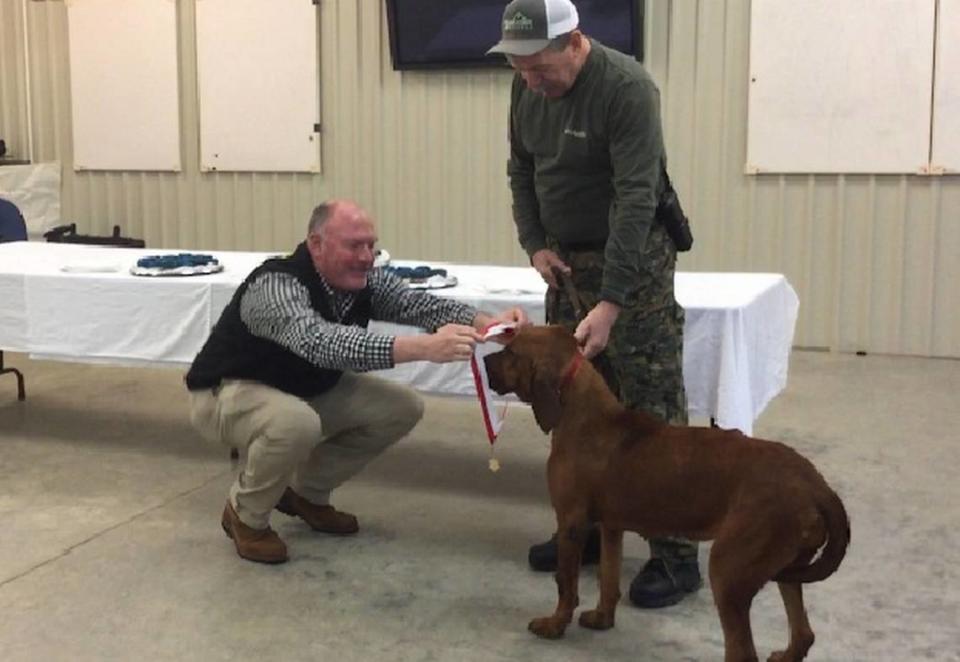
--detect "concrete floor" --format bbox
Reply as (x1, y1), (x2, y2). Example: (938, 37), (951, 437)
(0, 350), (958, 661)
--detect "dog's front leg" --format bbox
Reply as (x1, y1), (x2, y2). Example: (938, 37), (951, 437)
(579, 524), (622, 630)
(528, 520), (588, 639)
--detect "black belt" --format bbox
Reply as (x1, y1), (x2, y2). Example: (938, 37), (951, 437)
(555, 239), (606, 252)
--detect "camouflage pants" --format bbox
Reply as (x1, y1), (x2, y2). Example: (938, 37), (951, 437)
(546, 223), (698, 565)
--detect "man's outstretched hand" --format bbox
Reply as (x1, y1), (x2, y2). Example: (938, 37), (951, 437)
(474, 307), (531, 344)
(394, 324), (482, 363)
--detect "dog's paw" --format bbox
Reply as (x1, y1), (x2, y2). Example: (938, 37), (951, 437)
(528, 616), (567, 639)
(578, 609), (614, 630)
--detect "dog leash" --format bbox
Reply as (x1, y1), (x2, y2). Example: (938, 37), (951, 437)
(551, 266), (618, 385)
(552, 266), (588, 321)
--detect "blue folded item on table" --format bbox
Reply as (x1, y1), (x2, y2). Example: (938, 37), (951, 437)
(387, 265), (448, 280)
(136, 253), (219, 269)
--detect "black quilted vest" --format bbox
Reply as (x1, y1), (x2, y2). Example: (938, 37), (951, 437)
(185, 242), (373, 398)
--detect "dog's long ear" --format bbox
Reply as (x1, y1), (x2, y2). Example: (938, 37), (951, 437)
(531, 374), (562, 434)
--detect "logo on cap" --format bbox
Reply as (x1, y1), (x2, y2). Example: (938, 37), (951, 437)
(503, 11), (535, 33)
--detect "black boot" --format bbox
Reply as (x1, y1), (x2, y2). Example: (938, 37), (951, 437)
(528, 526), (602, 572)
(628, 557), (702, 608)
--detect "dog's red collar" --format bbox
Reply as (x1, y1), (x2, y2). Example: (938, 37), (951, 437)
(559, 351), (585, 391)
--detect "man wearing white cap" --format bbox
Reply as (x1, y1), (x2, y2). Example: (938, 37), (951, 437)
(489, 0), (702, 609)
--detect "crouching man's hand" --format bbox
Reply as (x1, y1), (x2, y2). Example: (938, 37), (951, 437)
(393, 324), (482, 364)
(472, 307), (531, 344)
(474, 306), (530, 330)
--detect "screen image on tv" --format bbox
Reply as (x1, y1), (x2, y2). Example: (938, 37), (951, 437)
(385, 0), (643, 71)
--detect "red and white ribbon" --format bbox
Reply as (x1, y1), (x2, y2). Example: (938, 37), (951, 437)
(470, 323), (517, 451)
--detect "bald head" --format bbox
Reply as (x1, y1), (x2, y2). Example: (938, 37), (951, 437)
(306, 199), (378, 291)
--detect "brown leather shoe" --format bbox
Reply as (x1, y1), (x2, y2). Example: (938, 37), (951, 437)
(275, 487), (359, 535)
(221, 501), (288, 564)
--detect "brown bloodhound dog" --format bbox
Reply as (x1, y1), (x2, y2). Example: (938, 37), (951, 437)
(484, 325), (849, 662)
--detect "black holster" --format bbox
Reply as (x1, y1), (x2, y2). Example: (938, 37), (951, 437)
(656, 171), (693, 252)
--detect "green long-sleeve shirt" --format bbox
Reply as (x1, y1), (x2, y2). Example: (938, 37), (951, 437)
(507, 39), (666, 306)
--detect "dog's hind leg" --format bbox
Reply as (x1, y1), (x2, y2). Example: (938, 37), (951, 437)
(712, 518), (812, 661)
(767, 582), (815, 662)
(709, 532), (766, 662)
(711, 578), (761, 661)
(528, 516), (590, 639)
(579, 525), (623, 630)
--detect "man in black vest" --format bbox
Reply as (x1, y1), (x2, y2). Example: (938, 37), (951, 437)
(186, 199), (529, 564)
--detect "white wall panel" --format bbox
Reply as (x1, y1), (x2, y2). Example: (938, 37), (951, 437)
(932, 0), (960, 172)
(0, 0), (29, 161)
(196, 0), (320, 173)
(747, 0), (934, 174)
(66, 0), (181, 171)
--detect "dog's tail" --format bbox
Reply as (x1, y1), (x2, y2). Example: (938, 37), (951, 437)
(774, 485), (850, 584)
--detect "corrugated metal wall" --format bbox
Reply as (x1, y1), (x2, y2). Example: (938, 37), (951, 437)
(0, 0), (957, 357)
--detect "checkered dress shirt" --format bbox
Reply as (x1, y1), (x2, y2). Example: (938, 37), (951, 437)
(239, 269), (476, 372)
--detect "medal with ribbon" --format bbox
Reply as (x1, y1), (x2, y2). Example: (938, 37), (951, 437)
(469, 322), (517, 471)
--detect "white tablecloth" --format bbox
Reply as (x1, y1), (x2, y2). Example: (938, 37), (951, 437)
(0, 242), (799, 433)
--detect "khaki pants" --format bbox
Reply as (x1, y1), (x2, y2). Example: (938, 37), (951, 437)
(189, 373), (424, 529)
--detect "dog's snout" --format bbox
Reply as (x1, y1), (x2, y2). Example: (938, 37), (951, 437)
(484, 352), (507, 393)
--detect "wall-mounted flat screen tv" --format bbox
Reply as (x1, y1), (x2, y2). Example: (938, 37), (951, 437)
(385, 0), (644, 71)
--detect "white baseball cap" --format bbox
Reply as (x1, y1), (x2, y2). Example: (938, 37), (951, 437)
(486, 0), (580, 57)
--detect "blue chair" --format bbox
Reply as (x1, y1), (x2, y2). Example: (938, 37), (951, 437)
(0, 197), (27, 243)
(0, 197), (27, 399)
